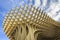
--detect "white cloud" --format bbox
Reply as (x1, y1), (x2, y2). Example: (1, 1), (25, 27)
(34, 0), (60, 21)
(34, 0), (40, 7)
(47, 2), (60, 21)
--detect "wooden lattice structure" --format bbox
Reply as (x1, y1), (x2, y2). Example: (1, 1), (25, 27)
(3, 5), (60, 40)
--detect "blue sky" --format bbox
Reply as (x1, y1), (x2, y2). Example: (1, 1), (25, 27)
(0, 0), (60, 40)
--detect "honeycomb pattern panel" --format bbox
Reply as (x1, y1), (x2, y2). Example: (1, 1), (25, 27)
(3, 5), (60, 40)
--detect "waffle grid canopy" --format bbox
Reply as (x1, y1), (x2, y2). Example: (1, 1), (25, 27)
(3, 5), (60, 40)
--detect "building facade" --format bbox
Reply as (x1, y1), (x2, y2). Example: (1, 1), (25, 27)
(3, 5), (60, 40)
